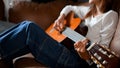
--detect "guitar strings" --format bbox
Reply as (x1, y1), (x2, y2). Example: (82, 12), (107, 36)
(62, 27), (85, 42)
(63, 29), (79, 42)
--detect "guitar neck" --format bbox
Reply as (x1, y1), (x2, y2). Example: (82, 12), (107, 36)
(62, 27), (86, 42)
(62, 27), (93, 49)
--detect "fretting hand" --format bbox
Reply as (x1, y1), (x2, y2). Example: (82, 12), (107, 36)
(74, 39), (91, 60)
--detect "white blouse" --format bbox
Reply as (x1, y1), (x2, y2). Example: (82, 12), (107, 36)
(60, 5), (118, 47)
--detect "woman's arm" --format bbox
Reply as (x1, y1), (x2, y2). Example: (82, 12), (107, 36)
(60, 5), (90, 18)
(53, 5), (90, 32)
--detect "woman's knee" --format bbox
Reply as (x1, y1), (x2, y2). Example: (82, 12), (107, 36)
(20, 20), (34, 26)
(18, 20), (38, 29)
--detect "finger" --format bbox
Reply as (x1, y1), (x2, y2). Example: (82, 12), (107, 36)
(80, 45), (86, 52)
(59, 25), (63, 32)
(74, 41), (80, 48)
(53, 20), (58, 29)
(74, 41), (83, 51)
(74, 43), (80, 51)
(76, 48), (80, 52)
(75, 41), (85, 52)
(53, 21), (57, 28)
(80, 42), (86, 52)
(57, 21), (65, 32)
(82, 39), (89, 44)
(53, 21), (61, 32)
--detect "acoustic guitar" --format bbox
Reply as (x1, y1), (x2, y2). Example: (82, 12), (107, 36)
(46, 12), (120, 68)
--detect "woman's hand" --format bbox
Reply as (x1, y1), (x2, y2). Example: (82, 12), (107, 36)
(53, 14), (66, 32)
(74, 39), (91, 60)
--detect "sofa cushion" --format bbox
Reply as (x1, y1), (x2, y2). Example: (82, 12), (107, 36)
(14, 57), (47, 68)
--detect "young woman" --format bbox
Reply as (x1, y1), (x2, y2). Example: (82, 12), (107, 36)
(54, 0), (118, 60)
(0, 0), (118, 68)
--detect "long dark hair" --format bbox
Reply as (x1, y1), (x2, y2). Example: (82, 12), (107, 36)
(84, 0), (113, 19)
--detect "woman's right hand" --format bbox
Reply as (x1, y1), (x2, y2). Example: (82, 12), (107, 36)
(53, 14), (66, 32)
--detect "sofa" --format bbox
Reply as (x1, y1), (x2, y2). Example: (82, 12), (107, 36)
(0, 0), (120, 68)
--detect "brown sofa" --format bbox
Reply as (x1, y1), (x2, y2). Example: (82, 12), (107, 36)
(9, 0), (80, 30)
(0, 0), (120, 68)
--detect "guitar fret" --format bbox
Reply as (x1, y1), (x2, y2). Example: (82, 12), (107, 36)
(62, 27), (86, 42)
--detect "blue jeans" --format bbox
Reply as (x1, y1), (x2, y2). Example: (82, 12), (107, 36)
(0, 21), (89, 68)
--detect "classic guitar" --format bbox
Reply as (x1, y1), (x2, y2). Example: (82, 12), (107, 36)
(46, 12), (120, 68)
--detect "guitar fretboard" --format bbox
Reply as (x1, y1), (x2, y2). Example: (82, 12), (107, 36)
(62, 27), (86, 42)
(62, 27), (94, 50)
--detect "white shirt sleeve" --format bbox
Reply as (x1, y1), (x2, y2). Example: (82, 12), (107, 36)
(60, 5), (90, 19)
(100, 10), (118, 47)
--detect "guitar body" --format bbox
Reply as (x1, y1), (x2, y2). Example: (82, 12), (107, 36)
(46, 12), (81, 42)
(46, 12), (88, 48)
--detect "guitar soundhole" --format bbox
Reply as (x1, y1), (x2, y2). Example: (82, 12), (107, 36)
(61, 38), (74, 49)
(75, 23), (88, 36)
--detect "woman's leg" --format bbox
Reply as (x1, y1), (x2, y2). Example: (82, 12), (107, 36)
(25, 21), (89, 68)
(0, 20), (89, 68)
(0, 20), (64, 65)
(0, 21), (32, 60)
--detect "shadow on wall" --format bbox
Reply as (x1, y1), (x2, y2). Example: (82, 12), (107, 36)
(3, 0), (31, 21)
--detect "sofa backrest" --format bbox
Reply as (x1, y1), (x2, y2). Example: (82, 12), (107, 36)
(109, 0), (120, 58)
(110, 14), (120, 58)
(9, 1), (65, 30)
(8, 1), (80, 30)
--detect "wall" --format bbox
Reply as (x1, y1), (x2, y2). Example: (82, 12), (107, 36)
(3, 0), (31, 21)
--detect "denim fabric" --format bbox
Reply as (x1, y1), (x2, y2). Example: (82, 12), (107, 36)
(0, 21), (15, 33)
(0, 21), (31, 60)
(0, 21), (89, 68)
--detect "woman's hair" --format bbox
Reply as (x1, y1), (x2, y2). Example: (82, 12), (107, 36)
(84, 0), (112, 19)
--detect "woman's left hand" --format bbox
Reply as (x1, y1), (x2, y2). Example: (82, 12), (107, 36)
(74, 39), (91, 60)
